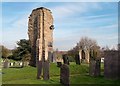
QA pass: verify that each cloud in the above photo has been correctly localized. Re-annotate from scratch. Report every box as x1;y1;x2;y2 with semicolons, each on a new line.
2;14;29;49
53;23;118;50
51;3;118;50
2;2;118;51
51;2;101;21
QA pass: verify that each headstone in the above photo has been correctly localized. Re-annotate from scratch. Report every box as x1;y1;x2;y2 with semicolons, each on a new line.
60;64;69;86
89;58;101;77
104;51;119;79
118;50;120;78
62;54;69;65
48;52;53;62
43;61;49;80
57;62;62;67
37;61;43;79
52;52;56;63
23;62;29;67
75;54;80;65
3;59;9;68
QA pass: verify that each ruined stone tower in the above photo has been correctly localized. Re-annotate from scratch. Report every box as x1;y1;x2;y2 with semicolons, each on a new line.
28;7;54;80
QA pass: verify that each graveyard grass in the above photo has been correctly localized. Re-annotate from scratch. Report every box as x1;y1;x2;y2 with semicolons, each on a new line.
2;62;120;84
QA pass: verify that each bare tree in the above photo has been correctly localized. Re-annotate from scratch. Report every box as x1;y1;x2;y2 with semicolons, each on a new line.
78;36;98;50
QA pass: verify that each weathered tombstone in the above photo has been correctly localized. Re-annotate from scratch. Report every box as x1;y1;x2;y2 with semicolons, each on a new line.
57;62;62;67
52;52;56;63
43;61;49;80
60;64;69;86
104;51;119;79
75;54;80;65
89;58;101;77
37;61;43;79
48;52;53;62
89;49;101;77
3;59;9;68
62;54;69;65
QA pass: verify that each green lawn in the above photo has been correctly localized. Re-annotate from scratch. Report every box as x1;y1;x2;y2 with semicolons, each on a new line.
2;62;120;84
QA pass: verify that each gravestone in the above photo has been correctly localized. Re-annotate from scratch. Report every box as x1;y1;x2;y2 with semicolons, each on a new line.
43;61;49;80
89;58;101;77
37;61;43;79
89;49;101;77
104;51;119;79
52;52;56;63
62;54;69;65
48;52;53;62
75;54;80;65
57;62;62;67
60;64;69;86
3;59;9;68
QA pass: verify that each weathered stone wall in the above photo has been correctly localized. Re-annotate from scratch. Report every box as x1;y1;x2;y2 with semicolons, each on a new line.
28;7;54;66
104;51;120;79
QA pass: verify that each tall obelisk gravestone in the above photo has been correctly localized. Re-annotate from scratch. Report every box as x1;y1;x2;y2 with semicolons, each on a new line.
28;7;54;80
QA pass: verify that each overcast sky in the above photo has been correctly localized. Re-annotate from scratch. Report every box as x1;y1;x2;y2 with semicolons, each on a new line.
1;1;118;50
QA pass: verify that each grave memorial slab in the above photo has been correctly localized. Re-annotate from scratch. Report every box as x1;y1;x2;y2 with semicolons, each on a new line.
75;54;80;65
62;54;69;65
60;64;69;86
104;51;120;79
3;60;9;68
89;49;101;77
57;62;62;67
89;58;101;77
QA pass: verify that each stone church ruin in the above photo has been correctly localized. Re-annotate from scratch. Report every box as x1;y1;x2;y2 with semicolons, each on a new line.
28;7;54;80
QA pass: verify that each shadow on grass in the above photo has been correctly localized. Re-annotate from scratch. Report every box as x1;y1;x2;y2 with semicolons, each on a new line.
9;66;23;68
